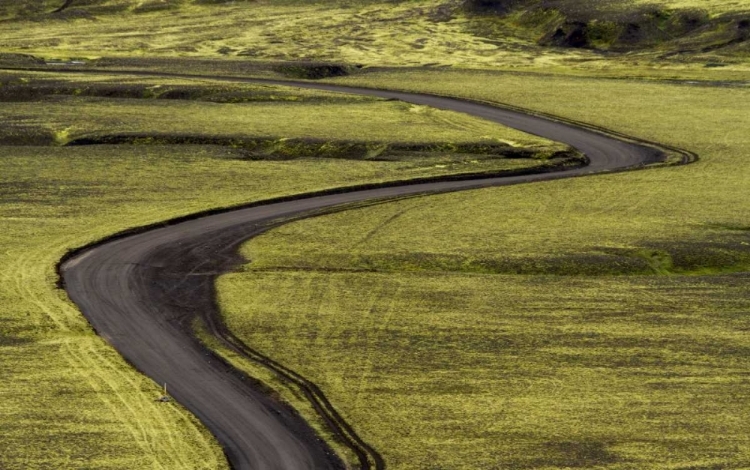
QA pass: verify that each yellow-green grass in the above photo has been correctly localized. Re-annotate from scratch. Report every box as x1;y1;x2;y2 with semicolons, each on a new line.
0;150;532;469
219;272;750;469
0;74;556;468
216;71;750;468
299;68;750;273
1;0;748;77
0;0;574;65
0;0;568;65
0;85;544;146
0;71;560;162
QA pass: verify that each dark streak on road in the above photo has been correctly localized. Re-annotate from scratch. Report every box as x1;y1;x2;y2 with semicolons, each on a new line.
53;69;687;470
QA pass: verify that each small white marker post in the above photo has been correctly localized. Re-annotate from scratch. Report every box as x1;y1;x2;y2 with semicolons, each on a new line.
157;383;171;402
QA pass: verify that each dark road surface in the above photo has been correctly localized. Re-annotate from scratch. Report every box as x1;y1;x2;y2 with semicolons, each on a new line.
59;73;671;470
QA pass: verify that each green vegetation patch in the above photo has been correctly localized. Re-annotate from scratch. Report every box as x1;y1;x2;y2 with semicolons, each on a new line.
219;270;750;469
216;69;750;469
0;71;567;172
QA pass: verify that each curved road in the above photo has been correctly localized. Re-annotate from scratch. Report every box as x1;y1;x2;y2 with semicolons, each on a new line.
59;73;673;470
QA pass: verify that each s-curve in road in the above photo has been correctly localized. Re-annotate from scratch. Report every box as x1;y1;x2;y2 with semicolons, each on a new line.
59;74;680;470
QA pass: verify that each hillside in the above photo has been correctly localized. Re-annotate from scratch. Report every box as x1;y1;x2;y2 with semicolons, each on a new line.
0;0;748;74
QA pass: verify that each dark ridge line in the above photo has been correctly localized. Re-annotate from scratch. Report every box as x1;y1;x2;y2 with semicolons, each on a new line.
61;133;578;162
46;67;698;470
6;63;750;90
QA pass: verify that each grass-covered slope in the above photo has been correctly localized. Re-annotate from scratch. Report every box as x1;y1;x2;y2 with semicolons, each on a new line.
0;0;748;73
466;0;750;54
0;71;557;469
216;70;750;469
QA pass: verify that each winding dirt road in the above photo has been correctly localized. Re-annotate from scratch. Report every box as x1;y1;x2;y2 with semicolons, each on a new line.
56;71;681;469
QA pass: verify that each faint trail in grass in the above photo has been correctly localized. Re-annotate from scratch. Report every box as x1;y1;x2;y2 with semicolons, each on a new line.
358;206;418;246
84;339;191;469
51;0;74;14
62;338;167;470
352;281;402;413
4;236;222;468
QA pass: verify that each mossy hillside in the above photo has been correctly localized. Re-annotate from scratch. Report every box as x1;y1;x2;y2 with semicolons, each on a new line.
0;72;556;469
217;70;750;469
465;0;750;53
1;0;748;74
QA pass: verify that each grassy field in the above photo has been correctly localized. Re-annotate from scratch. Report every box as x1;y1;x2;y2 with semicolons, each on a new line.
0;72;556;469
216;70;750;468
0;0;748;468
1;70;565;170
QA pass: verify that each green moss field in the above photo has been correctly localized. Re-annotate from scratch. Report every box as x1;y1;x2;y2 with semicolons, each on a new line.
0;0;749;468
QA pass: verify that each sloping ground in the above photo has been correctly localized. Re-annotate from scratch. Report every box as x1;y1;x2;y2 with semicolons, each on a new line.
464;0;750;55
216;70;750;469
0;0;748;72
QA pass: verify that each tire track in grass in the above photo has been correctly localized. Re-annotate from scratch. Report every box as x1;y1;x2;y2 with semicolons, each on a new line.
9;240;221;468
200;300;387;470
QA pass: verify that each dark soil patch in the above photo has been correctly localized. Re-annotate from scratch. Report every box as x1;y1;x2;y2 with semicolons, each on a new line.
361;236;750;276
0;333;32;347
546;21;590;48
539;7;710;50
463;0;528;15
0;124;56;146
650;239;750;274
597;239;750;276
51;0;74;14
0;80;363;104
0;83;147;101
273;62;354;80
67;57;367;82
48;7;95;20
